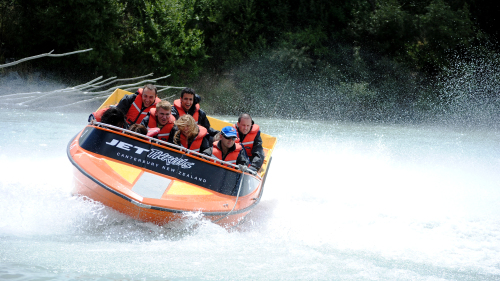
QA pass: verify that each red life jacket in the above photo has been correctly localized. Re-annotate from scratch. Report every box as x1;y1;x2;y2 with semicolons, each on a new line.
179;125;207;152
173;99;200;123
234;124;260;157
92;107;108;122
126;88;161;125
147;108;176;142
212;141;244;167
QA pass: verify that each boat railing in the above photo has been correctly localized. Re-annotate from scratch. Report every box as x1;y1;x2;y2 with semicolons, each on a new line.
89;120;252;174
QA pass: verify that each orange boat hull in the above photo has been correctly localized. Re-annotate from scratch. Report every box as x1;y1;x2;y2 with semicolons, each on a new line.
68;126;264;228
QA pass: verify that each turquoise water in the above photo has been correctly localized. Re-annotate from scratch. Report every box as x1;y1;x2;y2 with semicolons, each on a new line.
1;77;500;280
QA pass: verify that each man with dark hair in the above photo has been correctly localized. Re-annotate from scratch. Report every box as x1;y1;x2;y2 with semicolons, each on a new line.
101;107;126;128
171;87;218;138
233;113;265;172
115;84;161;126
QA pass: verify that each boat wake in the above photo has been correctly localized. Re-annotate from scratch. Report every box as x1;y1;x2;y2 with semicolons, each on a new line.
1;122;500;279
1;76;500;279
0;155;231;240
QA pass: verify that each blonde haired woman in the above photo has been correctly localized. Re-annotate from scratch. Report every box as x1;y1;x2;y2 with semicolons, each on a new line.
168;114;210;153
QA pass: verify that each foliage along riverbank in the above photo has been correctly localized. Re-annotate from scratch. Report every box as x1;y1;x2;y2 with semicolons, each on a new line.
1;0;499;125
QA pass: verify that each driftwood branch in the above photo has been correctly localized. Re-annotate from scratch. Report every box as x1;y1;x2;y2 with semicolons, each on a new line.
82;74;173;95
4;74;183;107
0;48;93;68
53;94;176;109
1;49;185;109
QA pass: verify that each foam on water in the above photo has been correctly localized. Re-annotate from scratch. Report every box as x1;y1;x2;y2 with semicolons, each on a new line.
1;112;499;280
1;75;499;280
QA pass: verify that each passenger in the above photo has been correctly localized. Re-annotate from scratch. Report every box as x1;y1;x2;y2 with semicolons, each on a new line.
140;100;175;142
127;124;148;135
168;115;210;153
100;107;126;128
126;124;149;140
204;126;249;169
115;84;161;126
88;106;109;123
233;113;265;173
171;87;219;138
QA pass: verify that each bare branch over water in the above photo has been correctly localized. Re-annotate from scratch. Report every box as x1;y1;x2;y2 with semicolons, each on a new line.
0;49;93;68
1;74;183;109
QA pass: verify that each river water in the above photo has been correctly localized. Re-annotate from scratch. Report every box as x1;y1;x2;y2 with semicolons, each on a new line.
0;73;499;280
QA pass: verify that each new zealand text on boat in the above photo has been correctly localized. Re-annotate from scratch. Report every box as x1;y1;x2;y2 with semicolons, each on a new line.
67;89;276;227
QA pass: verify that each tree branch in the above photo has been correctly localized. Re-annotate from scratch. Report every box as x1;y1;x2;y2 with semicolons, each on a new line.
0;48;93;68
5;74;182;108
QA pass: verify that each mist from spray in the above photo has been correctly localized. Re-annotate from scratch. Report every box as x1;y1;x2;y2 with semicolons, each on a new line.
202;46;500;128
432;50;500;126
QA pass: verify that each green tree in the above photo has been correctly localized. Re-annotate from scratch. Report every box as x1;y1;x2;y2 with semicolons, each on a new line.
7;0;123;75
1;0;207;79
350;0;479;72
117;0;207;79
408;0;478;72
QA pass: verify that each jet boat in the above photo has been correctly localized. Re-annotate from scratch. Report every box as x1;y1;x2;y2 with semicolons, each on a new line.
67;89;276;227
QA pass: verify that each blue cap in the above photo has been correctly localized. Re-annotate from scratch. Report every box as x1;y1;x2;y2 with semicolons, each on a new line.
221;126;237;139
